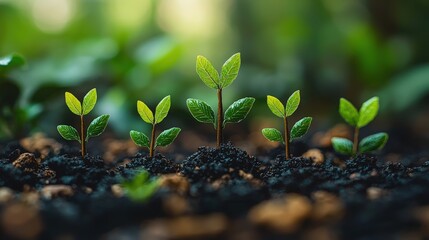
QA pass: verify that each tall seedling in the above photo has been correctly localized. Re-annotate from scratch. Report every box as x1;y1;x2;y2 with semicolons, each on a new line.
187;53;255;148
262;91;312;160
57;88;110;157
331;97;388;156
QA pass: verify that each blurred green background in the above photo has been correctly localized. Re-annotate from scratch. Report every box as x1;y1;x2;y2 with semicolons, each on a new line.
1;0;429;144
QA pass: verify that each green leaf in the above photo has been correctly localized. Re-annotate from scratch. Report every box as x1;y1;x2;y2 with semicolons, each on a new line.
65;92;82;115
339;98;359;126
86;114;109;140
0;54;25;73
290;117;312;141
285;90;300;117
267;95;285;118
359;132;388;153
130;130;150;148
262;128;283;143
224;97;255;125
137;100;154;124
82;88;97;115
331;137;354;155
220;53;241;88
196;55;220;89
155;127;181;147
186;98;215;124
121;171;159;202
57;125;81;142
357;97;379;128
155;95;171;124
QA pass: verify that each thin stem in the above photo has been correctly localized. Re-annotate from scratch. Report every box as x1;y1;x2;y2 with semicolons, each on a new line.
80;115;86;157
216;88;223;148
284;116;290;160
353;126;359;155
149;123;156;158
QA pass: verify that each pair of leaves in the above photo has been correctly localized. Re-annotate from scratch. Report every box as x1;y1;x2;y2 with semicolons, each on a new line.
57;114;110;142
65;88;97;116
339;97;379;128
196;53;241;89
130;127;181;149
262;117;312;143
137;96;171;124
121;170;159;202
186;97;255;128
267;90;300;118
331;132;388;155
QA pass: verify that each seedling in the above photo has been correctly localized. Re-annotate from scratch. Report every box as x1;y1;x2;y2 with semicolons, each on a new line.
121;170;159;202
57;88;110;157
262;91;312;160
187;53;255;148
130;96;181;158
331;97;388;156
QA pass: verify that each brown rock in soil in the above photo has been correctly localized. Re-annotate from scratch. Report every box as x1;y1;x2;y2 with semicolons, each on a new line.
103;139;138;163
20;133;61;159
303;149;325;164
111;184;124;198
1;203;43;239
158;174;190;195
312;124;351;147
43;169;56;178
41;185;74;199
248;194;312;233
367;187;387;200
0;188;14;203
311;191;344;222
163;194;190;216
13;153;39;173
141;214;228;239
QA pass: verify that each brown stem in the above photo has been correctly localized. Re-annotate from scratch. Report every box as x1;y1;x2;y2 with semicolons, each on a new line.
80;115;86;157
216;89;223;148
353;126;359;155
284;116;290;160
149;123;156;158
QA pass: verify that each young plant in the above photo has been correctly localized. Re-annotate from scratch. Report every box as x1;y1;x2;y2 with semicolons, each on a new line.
262;91;312;160
186;53;255;148
130;96;181;158
57;88;110;157
121;170;159;202
331;96;388;156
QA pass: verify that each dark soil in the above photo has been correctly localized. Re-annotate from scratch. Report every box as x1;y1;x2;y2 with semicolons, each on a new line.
1;140;429;239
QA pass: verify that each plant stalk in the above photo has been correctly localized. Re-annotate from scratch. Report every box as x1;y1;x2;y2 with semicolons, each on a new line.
80;115;86;157
283;116;290;160
149;123;156;157
216;88;223;148
353;126;359;155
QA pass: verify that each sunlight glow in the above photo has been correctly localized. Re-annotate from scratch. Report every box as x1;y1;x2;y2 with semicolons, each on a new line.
31;0;74;33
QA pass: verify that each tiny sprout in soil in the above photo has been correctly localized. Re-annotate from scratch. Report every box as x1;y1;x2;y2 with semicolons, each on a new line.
121;170;159;202
262;91;312;160
187;53;255;148
331;96;388;156
130;95;181;158
57;88;110;157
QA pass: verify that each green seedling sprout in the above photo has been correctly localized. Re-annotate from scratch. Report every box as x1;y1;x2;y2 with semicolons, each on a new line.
186;53;255;148
130;96;181;158
262;91;312;160
57;88;110;157
121;170;159;202
331;96;388;156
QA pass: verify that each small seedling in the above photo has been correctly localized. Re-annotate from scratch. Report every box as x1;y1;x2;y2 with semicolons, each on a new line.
121;170;159;202
331;96;388;156
57;88;110;157
130;96;181;158
262;91;312;160
187;53;255;148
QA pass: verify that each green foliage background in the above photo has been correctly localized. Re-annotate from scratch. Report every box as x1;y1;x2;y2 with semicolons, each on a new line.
1;0;428;139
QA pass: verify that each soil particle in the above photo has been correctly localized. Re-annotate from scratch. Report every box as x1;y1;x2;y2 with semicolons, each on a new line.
1;202;43;239
303;149;325;164
13;152;39;173
111;184;124;197
311;191;344;222
124;153;177;175
158;174;189;195
248;194;312;233
41;185;74;199
0;187;14;203
366;187;388;200
141;213;228;239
